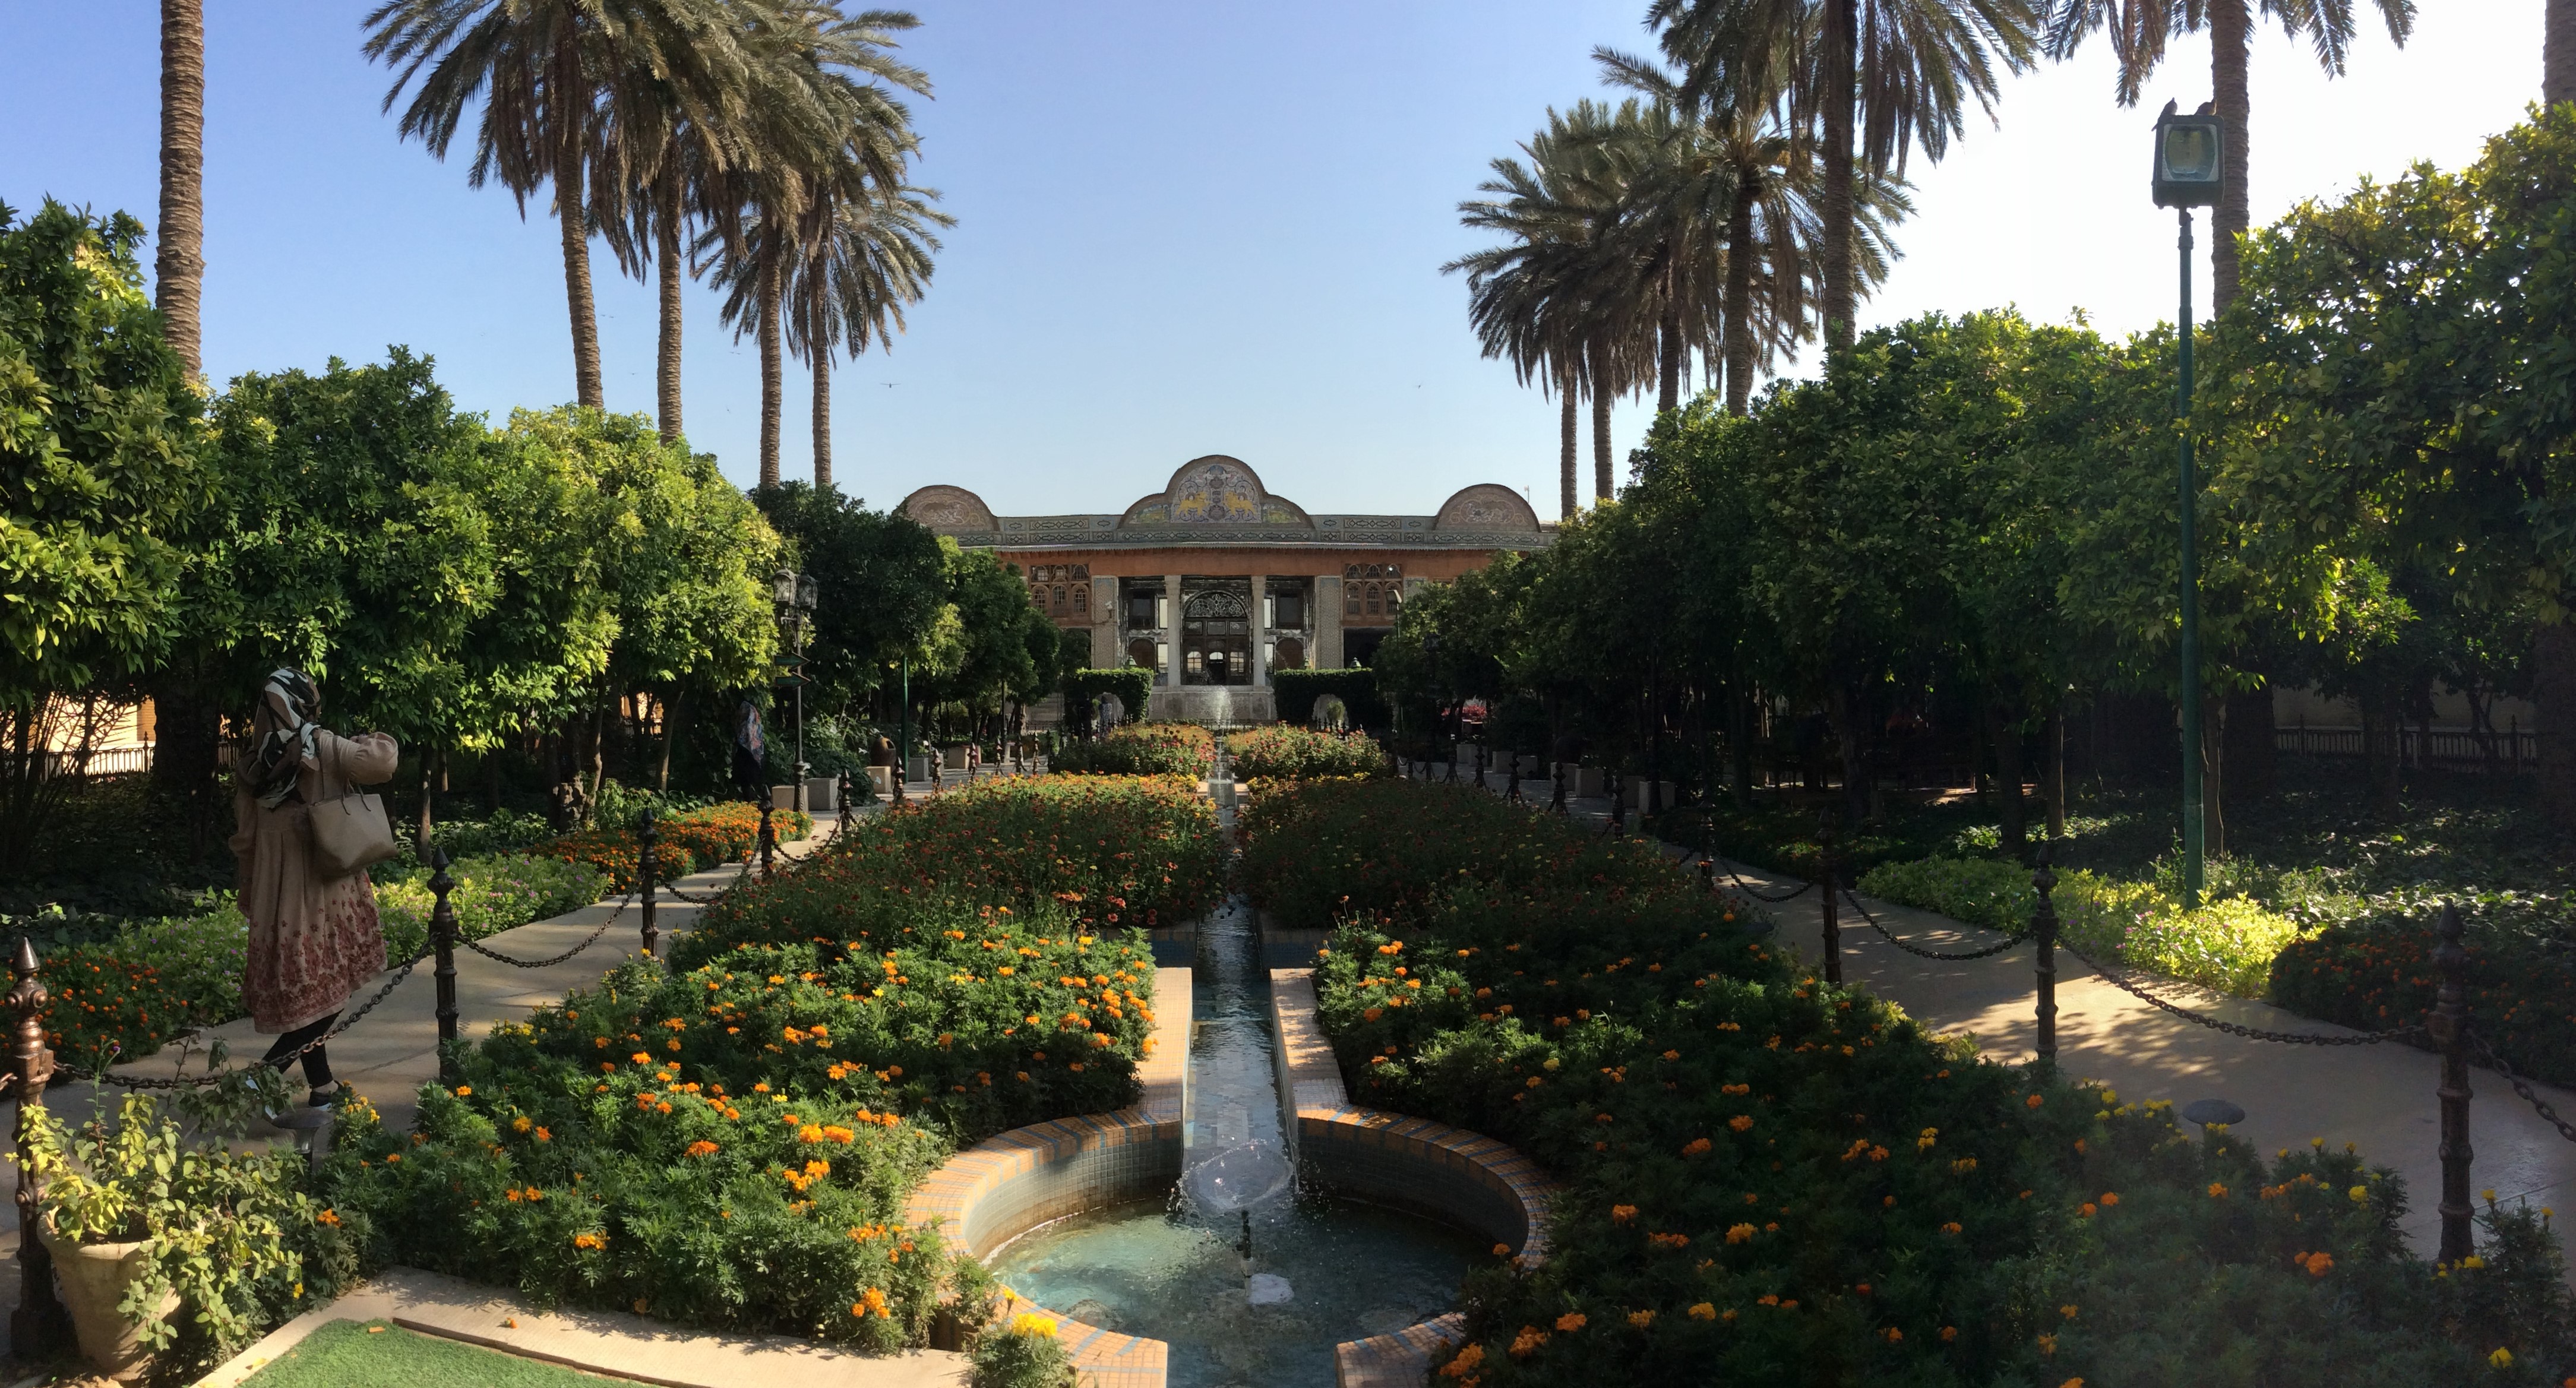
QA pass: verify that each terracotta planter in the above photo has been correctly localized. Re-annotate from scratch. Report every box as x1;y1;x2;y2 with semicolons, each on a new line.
36;1215;178;1381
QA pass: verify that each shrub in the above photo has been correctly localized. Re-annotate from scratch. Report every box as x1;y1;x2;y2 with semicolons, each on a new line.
1060;669;1153;725
539;804;811;893
1224;726;1389;780
43;905;248;1074
1048;722;1213;779
971;1311;1079;1387
1269;668;1389;730
2272;924;2576;1087
375;853;609;962
1272;777;2575;1386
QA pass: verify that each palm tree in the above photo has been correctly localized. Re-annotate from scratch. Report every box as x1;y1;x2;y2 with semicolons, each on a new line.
364;0;748;410
1651;0;2035;356
2040;0;2413;311
157;0;206;377
2556;0;2576;108
788;170;948;487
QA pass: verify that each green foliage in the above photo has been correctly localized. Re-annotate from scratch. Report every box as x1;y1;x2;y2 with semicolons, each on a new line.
971;1311;1080;1387
752;484;950;719
1264;778;2574;1384
1851;856;2034;934
27;1088;361;1371
1269;667;1388;730
0;200;205;706
1223;726;1389;780
1060;668;1153;723
1048;722;1213;779
374;852;609;963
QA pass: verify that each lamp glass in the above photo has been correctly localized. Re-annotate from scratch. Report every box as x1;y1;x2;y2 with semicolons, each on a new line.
797;574;820;611
773;570;797;606
2161;125;2218;183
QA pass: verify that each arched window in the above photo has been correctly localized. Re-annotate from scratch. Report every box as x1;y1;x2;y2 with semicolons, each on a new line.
1029;584;1048;610
1052;585;1069;615
1073;584;1089;615
1345;581;1361;618
1364;583;1382;616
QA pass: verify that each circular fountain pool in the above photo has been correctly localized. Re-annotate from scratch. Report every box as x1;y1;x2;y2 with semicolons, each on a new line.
990;1194;1488;1387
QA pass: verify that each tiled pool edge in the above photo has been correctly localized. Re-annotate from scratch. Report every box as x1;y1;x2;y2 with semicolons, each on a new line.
903;965;1192;1388
1268;968;1562;1388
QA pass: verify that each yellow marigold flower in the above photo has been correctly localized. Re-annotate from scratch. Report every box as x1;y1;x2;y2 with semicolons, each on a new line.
2461;1255;2487;1269
1687;1303;1717;1321
2488;1348;2514;1368
2349;1185;2369;1203
512;1115;532;1134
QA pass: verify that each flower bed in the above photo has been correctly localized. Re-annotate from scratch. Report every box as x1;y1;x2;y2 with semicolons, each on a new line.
1249;777;2576;1386
375;853;609;963
1047;721;1215;778
316;773;1225;1352
2271;925;2576;1087
539;803;811;893
1223;725;1390;781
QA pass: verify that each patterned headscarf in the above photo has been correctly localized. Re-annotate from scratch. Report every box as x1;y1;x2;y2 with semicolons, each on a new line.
735;698;766;761
245;668;321;808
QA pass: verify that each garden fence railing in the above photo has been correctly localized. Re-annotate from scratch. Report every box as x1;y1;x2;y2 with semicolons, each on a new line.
0;799;797;1357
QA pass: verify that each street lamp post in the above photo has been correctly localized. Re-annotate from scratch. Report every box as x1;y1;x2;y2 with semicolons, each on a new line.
775;570;818;812
2154;100;2224;908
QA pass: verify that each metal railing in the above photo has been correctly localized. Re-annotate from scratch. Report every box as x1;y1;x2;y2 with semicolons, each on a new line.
2278;723;2540;774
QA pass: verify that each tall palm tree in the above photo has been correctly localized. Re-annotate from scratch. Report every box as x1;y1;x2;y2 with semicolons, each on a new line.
2040;0;2413;311
364;0;746;410
788;170;948;487
157;0;206;377
1651;0;2035;356
2555;0;2576;108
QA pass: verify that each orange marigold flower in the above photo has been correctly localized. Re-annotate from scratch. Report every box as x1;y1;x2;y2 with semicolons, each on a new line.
1687;1303;1717;1321
2207;1183;2229;1199
2026;1094;2044;1108
1611;1204;1638;1224
1726;1223;1757;1244
1682;1137;1712;1156
1728;1115;1753;1132
1628;1310;1655;1328
1555;1313;1586;1333
573;1232;607;1250
685;1140;719;1158
1509;1326;1548;1358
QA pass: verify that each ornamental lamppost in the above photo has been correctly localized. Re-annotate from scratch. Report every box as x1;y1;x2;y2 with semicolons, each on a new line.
2153;99;2224;906
773;568;818;811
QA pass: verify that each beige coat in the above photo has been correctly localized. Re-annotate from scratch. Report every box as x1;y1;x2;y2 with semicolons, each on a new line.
229;730;400;1034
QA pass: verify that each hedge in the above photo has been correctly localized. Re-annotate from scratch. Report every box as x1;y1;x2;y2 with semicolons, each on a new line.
1271;668;1387;731
1061;668;1154;723
1243;778;2576;1386
1223;726;1390;781
1047;722;1215;779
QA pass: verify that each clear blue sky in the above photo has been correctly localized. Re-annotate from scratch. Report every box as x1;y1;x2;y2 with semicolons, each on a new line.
0;2;2541;523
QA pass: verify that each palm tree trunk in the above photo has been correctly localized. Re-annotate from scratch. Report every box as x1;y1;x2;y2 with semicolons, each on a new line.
812;344;832;489
554;37;603;411
758;258;782;488
2210;0;2251;314
1820;0;1858;355
156;0;204;377
2552;0;2576;107
1589;349;1613;503
1558;374;1578;520
656;175;684;444
1722;179;1758;416
1657;266;1681;413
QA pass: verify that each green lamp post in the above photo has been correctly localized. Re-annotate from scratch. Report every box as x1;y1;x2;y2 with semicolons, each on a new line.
2153;99;2224;906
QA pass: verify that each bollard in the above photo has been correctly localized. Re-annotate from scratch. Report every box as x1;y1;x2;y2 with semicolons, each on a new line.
638;807;659;960
10;936;68;1355
2031;842;2059;1063
758;794;777;880
2430;902;2474;1265
838;769;855;818
431;848;460;1082
1817;818;1841;985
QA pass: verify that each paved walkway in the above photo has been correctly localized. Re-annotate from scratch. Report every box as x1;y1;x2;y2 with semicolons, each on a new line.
1426;763;2576;1259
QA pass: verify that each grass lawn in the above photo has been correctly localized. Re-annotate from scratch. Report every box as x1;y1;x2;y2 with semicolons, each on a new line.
237;1320;643;1388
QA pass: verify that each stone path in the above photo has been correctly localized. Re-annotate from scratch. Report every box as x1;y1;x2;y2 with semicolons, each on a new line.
1430;763;2576;1259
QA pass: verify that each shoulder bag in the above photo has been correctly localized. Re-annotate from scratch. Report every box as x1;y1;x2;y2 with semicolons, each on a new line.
309;734;400;878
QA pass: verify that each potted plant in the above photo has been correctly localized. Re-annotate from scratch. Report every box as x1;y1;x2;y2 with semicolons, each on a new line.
24;1084;315;1380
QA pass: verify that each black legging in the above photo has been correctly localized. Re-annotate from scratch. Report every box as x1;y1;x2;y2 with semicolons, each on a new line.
262;1012;339;1089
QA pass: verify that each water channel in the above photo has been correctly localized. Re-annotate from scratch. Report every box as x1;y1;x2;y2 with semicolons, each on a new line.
989;761;1483;1386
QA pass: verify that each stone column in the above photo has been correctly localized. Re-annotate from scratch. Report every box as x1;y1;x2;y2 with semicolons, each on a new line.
1249;574;1268;687
1317;574;1345;669
1163;573;1184;687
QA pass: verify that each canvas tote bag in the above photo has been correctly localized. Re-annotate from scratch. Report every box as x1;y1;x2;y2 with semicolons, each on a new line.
308;735;399;878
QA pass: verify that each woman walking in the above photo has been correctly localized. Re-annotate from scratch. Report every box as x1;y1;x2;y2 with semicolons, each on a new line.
229;669;399;1118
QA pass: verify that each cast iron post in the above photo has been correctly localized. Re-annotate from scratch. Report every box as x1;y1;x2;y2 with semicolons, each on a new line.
431;848;459;1080
2032;842;2059;1063
2177;207;2206;905
10;936;67;1355
637;807;659;960
1817;817;1841;985
2432;902;2474;1265
758;793;777;880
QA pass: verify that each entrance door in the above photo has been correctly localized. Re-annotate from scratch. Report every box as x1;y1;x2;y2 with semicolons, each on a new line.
1181;588;1252;686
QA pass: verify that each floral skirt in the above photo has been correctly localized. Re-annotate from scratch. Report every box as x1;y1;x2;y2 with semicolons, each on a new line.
245;872;388;1035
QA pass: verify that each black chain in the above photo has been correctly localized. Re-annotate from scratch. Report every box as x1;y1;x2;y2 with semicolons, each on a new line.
460;888;635;969
656;858;754;906
1702;855;1818;904
2058;941;2426;1046
1838;885;2030;961
65;943;436;1090
2466;1029;2576;1145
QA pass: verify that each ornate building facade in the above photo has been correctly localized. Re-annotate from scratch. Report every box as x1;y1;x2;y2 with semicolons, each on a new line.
900;456;1550;723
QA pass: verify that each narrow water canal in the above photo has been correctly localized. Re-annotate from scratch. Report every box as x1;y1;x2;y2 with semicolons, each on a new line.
990;760;1481;1386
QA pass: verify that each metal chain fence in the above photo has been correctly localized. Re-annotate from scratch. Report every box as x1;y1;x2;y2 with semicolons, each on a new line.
61;942;438;1090
459;888;637;969
2055;939;2426;1047
1838;886;2029;962
2467;1029;2576;1145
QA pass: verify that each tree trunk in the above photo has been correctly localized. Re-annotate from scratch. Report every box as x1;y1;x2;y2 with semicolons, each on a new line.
156;0;204;377
417;747;437;855
2201;693;2227;858
656;175;685;443
2209;0;2251;315
1589;342;1613;502
1722;177;1758;415
659;686;683;792
1730;684;1753;808
2536;620;2576;829
2551;0;2576;108
1558;375;1578;520
1820;0;1858;355
1657;271;1681;413
2046;701;2066;840
758;258;783;488
554;39;603;412
1990;701;2025;859
1833;683;1866;827
811;344;832;489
